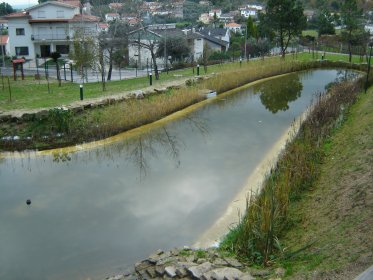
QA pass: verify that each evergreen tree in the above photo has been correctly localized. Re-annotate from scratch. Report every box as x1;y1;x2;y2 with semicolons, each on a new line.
261;0;306;58
341;0;363;62
0;2;14;16
317;8;335;35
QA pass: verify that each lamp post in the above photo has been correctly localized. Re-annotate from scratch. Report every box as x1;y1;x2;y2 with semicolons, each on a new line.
365;41;373;93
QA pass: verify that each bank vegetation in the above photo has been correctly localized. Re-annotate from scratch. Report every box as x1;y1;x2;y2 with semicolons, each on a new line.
220;61;372;277
0;59;368;151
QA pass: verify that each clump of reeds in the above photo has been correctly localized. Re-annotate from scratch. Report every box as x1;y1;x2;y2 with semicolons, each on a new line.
220;74;365;265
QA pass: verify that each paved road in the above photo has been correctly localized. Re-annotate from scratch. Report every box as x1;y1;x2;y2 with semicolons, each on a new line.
0;65;149;84
355;265;373;280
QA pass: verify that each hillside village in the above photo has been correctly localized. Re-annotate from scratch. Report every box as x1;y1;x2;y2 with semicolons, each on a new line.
0;0;372;78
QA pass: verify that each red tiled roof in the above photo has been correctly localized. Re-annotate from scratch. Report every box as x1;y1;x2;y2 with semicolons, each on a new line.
4;12;30;18
99;23;109;28
109;3;123;9
57;0;81;8
70;14;100;22
225;23;241;27
0;35;8;45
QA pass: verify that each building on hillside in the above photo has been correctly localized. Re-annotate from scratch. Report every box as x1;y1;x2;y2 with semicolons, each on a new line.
239;4;263;18
209;8;222;18
199;13;210;24
4;1;100;61
240;8;258;18
197;27;230;45
98;22;109;32
365;24;373;35
219;13;234;23
225;22;241;33
128;25;229;69
109;3;123;10
171;1;184;18
304;10;315;21
126;17;141;26
82;2;92;15
105;13;120;22
0;35;9;57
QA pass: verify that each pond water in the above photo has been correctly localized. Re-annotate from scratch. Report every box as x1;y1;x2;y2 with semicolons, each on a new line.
0;70;355;280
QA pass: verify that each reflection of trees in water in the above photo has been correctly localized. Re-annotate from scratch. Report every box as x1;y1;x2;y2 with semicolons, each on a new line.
325;70;360;90
126;115;209;178
49;114;209;179
254;73;303;113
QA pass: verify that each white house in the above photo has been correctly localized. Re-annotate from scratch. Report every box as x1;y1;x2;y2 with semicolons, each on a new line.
5;1;100;61
240;8;258;18
199;13;210;24
128;26;216;68
225;22;241;34
209;9;222;18
105;13;120;22
365;24;373;34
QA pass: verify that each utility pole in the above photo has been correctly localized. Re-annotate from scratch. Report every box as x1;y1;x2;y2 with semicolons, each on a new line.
164;24;167;74
0;25;5;73
244;24;247;60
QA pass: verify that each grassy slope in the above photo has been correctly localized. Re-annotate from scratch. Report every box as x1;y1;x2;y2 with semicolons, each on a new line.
280;88;373;279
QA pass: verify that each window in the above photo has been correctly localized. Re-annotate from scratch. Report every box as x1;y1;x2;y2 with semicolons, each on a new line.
57;10;64;18
38;10;46;18
15;47;29;56
16;28;25;36
56;45;69;54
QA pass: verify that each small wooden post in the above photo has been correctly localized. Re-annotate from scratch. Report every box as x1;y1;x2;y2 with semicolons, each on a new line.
7;76;11;101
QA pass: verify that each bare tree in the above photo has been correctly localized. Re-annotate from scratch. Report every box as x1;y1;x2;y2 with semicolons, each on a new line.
129;26;160;80
99;21;130;81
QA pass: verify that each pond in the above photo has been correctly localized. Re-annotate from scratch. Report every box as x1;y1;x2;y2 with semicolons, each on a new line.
0;69;356;280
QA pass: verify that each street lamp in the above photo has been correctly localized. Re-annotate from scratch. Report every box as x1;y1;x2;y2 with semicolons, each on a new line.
365;41;373;93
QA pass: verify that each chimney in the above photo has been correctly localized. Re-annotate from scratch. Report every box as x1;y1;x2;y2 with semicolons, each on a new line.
192;27;195;33
208;31;211;36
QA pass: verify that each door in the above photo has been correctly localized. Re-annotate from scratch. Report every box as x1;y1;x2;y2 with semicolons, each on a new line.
40;45;50;58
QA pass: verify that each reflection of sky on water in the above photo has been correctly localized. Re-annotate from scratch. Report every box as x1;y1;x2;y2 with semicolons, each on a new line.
0;70;357;280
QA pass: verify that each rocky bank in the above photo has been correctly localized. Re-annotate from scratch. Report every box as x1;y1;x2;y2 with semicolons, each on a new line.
105;248;286;280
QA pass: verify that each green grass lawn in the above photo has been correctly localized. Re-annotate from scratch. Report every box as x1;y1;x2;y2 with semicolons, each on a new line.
0;53;367;112
302;29;318;38
0;59;269;111
296;52;366;64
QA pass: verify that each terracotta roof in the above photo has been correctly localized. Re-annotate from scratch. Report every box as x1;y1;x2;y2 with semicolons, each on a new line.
70;14;100;22
225;23;241;27
109;3;123;9
0;35;8;45
98;23;109;28
57;0;82;8
4;12;30;19
106;13;119;17
26;1;78;11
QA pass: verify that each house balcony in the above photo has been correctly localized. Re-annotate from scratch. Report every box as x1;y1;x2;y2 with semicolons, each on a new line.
31;34;71;42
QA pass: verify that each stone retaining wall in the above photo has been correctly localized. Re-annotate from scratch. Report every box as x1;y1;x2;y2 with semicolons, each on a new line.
105;247;285;280
0;76;213;124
